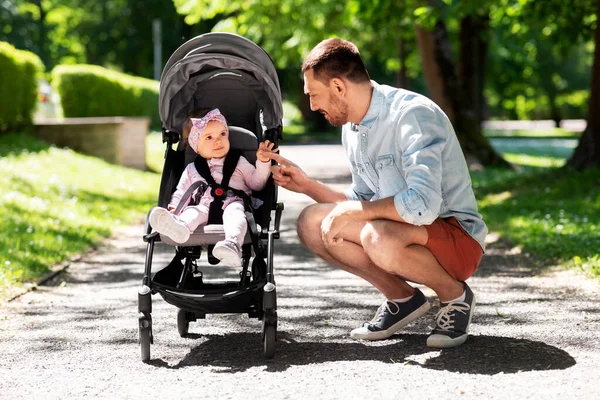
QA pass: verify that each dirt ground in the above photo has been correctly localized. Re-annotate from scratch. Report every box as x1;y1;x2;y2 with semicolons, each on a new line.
1;144;599;400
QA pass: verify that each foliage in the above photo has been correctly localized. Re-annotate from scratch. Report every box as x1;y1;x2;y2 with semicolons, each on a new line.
0;41;44;132
0;0;216;77
172;0;597;123
51;64;161;129
0;132;160;293
485;0;596;121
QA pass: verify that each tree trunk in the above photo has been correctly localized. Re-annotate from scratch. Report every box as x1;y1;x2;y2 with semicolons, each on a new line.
416;15;508;167
566;0;600;170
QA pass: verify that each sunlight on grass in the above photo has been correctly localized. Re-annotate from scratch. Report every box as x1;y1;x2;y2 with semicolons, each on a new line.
503;153;566;168
0;133;160;293
480;191;513;207
146;131;165;173
472;167;600;277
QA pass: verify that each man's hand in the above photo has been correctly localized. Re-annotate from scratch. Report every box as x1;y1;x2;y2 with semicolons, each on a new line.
321;201;362;247
256;140;279;162
269;153;311;194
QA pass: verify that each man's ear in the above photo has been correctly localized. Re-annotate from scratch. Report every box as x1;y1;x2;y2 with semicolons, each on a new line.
331;78;346;97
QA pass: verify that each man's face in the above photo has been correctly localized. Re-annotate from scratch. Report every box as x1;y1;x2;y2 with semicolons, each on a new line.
304;69;349;127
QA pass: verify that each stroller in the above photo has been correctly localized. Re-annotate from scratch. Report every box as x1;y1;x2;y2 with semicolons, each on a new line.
138;33;284;362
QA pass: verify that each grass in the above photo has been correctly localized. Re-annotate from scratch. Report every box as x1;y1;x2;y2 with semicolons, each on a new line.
472;166;600;277
147;131;165;173
0;132;160;299
483;127;581;138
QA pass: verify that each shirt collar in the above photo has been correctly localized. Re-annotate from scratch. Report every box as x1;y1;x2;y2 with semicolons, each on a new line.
356;81;383;130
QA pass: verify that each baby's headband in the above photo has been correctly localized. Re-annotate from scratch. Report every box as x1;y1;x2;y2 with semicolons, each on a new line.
188;108;228;152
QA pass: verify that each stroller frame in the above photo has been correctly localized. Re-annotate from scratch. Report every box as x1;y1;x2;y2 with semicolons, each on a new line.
137;33;284;362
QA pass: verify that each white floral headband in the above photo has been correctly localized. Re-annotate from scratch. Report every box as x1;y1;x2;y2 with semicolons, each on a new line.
188;108;229;153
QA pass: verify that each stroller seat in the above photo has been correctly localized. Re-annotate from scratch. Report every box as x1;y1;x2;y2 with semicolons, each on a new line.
159;224;254;247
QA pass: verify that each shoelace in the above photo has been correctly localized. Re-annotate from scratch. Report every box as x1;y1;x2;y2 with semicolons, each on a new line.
369;300;401;325
434;301;470;331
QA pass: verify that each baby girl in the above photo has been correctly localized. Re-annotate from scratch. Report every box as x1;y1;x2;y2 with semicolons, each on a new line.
149;108;278;267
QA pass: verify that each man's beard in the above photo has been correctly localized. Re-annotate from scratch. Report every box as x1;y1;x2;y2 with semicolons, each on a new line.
324;96;349;127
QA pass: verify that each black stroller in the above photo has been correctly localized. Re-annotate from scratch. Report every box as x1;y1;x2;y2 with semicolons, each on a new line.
138;33;284;361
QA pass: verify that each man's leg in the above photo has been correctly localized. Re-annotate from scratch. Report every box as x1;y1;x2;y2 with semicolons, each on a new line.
297;204;463;302
297;203;474;344
296;203;414;299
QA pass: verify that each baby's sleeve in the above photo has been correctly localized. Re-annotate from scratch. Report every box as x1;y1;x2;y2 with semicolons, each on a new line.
239;157;271;191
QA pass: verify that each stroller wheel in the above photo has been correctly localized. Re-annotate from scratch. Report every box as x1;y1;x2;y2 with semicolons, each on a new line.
177;308;190;337
262;319;276;359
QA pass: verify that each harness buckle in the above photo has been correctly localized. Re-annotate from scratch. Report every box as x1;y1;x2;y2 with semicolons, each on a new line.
212;186;225;198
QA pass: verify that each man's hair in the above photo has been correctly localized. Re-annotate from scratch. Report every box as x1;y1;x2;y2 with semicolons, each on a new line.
301;38;370;84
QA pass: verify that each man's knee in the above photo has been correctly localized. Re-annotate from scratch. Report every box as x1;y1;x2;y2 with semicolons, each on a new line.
297;204;329;249
360;220;412;254
360;221;386;252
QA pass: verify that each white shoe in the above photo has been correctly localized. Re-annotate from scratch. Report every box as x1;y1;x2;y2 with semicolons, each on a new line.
212;239;242;267
149;207;190;243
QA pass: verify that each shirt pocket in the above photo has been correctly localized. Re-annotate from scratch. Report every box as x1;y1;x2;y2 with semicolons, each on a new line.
375;154;406;197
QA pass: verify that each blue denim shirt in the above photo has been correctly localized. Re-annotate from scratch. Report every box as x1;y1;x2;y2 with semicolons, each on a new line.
342;81;488;251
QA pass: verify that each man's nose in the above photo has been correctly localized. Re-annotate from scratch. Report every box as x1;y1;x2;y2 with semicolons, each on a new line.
309;99;317;111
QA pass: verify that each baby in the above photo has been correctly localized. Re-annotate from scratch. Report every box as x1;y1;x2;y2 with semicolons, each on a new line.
149;108;278;267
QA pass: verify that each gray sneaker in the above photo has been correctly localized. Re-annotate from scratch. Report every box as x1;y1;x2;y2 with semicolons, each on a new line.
427;282;476;348
350;288;431;340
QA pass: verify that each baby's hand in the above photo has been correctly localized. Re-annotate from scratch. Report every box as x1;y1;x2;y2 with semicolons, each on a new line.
256;140;279;162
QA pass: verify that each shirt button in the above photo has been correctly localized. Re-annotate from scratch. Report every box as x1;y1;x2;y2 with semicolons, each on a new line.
362;133;366;137
365;162;370;166
377;163;382;168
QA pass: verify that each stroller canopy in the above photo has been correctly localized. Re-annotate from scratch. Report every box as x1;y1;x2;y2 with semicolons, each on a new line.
159;33;283;136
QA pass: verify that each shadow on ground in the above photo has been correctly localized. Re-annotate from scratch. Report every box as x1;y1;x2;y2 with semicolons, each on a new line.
148;332;575;375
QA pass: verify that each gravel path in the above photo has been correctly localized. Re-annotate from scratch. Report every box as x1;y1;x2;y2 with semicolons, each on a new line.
1;144;599;399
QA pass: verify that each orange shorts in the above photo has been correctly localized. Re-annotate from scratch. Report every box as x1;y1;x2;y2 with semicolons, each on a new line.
424;217;483;281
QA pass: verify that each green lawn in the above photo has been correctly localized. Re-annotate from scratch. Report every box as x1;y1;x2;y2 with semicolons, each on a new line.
472;165;600;277
0;132;160;299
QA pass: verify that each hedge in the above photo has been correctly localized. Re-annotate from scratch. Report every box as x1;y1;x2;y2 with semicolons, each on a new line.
0;41;44;132
51;65;160;130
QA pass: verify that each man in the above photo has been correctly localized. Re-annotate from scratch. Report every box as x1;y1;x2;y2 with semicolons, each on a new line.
270;38;487;348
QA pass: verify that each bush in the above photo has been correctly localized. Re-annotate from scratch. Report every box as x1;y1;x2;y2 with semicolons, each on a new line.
51;65;160;130
0;41;44;132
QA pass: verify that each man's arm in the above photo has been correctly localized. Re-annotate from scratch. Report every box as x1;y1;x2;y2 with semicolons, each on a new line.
269;153;347;203
302;178;347;203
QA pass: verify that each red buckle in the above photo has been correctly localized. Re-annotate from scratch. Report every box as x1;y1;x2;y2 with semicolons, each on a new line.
215;187;224;197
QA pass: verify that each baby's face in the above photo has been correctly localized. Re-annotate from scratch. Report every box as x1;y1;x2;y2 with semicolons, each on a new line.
197;120;230;159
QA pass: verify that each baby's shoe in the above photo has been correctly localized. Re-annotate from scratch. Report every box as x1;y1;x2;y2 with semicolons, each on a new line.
149;207;190;243
212;239;242;267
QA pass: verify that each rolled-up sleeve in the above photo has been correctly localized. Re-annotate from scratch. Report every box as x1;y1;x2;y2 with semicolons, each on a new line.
392;106;445;225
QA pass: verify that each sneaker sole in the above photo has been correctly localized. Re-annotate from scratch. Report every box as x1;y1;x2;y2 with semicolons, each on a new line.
149;208;190;244
350;301;431;341
426;293;477;348
212;245;242;267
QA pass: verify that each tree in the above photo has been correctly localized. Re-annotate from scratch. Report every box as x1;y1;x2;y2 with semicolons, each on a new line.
567;0;600;169
514;0;599;169
173;0;511;166
414;0;507;166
